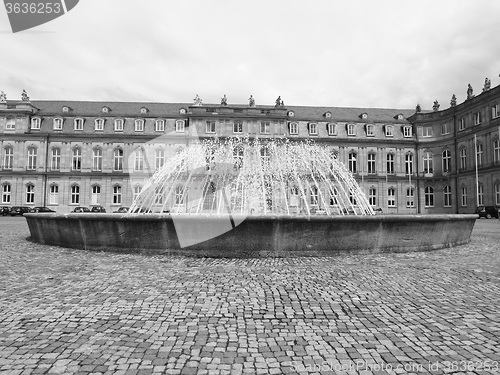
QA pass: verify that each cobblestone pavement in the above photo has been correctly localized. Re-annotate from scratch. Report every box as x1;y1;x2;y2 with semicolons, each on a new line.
1;217;500;375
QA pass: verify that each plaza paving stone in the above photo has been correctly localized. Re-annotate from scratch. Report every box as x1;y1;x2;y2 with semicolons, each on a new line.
0;217;500;375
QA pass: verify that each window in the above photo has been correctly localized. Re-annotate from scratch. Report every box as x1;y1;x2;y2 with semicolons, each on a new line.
495;183;500;205
175;186;185;205
422;126;432;137
347;124;356;136
403;126;412;138
460;148;467;170
53;118;63;130
27;147;37;170
424;186;434;207
49;185;59;205
26;184;35;204
62;106;69;113
494;139;500;164
441;123;450;135
492;104;500;119
72;147;82;170
155;148;165;170
329;188;338;206
134;149;144;171
458;118;465;131
444;185;452;207
442;150;451;173
155;120;165;132
95;119;104;131
2;184;11;204
367;153;376;174
386;153;395;174
113;185;122;204
309;123;318;135
113;149;123;171
348;152;357;173
387;187;396;207
6;118;15;130
289;122;298;135
260;121;270;134
206;121;216;133
133;186;142;201
233;147;244;169
174;120;184;133
92;148;103;171
368;187;376;206
74;118;84;130
461;187;467;207
233;121;243;134
114;119;124;131
327;123;336;136
423;152;433;174
405;153;413;175
91;185;101;205
3;146;13;169
71;185;80;204
385;125;394;137
135;119;144;132
406;187;414;208
478;184;484;205
310;186;318;206
31;117;41;130
473;111;482;125
349;191;357;205
260;147;270;166
51;148;61;171
476;143;483;166
366;124;374;136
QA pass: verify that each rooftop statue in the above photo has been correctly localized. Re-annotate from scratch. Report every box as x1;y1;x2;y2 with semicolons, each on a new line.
466;84;474;100
248;95;255;107
193;94;203;106
432;100;440;111
0;91;6;103
275;96;284;107
21;89;30;102
482;77;491;92
450;94;457;107
221;94;227;106
415;104;421;113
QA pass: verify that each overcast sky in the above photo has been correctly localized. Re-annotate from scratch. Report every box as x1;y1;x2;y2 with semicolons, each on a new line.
1;0;500;110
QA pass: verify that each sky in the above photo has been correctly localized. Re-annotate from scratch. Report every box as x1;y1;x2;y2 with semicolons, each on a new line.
1;0;500;110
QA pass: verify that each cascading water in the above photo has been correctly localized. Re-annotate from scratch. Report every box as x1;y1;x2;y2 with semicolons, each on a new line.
128;138;374;216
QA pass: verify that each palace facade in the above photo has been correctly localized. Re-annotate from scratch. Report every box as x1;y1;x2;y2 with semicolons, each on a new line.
1;85;499;214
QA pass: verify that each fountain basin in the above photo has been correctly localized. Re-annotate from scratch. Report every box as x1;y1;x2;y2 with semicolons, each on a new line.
25;213;477;257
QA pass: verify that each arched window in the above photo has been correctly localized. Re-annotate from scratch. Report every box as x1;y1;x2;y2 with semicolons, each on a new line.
26;183;35;204
155;148;165;171
72;147;82;170
423;151;433;174
459;148;467;170
175;120;185;133
3;146;14;170
443;185;452;207
27;146;37;170
442;150;451;173
386;153;395;174
424;186;434;207
476;143;483;166
95;118;104;131
74;118;84;130
31;117;41;130
2;183;11;204
310;186;319;205
348;151;357;173
51;148;61;171
260;147;270;166
289;122;298;135
134;148;145;171
367;153;376;174
113;148;123;171
135;119;144;132
92;147;103;171
71;184;80;204
175;185;185;205
405;153;413;175
233;146;244;169
53;117;63;130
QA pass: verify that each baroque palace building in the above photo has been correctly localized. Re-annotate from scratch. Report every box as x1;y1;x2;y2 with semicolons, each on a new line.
0;85;499;214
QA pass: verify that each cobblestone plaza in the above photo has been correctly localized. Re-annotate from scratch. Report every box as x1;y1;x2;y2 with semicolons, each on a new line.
1;217;500;375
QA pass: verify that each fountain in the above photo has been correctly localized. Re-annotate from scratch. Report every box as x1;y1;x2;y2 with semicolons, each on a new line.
25;138;477;257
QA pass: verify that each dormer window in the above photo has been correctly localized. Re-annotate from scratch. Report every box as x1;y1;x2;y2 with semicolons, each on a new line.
308;123;318;135
289;122;298;135
74;118;84;131
53;117;63;130
31;117;41;130
324;111;332;119
140;107;148;114
95;118;104;131
403;125;412;137
155;120;165;132
114;119;124;131
366;124;374;136
385;125;394;137
288;110;295;117
327;123;336;136
360;113;368;120
175;120;185;133
179;108;187;115
397;114;404;120
135;119;144;132
62;106;69;113
102;106;110;113
347;123;356;136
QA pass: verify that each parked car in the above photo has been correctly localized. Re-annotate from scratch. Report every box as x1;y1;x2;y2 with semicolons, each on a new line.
1;206;11;216
71;206;91;213
31;207;56;213
113;207;129;213
91;205;106;213
10;206;33;216
475;205;500;219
